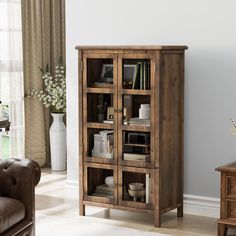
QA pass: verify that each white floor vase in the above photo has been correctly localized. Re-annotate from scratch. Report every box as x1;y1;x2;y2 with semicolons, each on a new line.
50;113;66;171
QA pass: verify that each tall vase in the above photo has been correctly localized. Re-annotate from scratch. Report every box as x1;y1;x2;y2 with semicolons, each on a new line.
50;113;66;171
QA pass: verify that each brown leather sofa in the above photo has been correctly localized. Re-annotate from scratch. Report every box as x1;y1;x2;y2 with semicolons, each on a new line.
0;158;41;236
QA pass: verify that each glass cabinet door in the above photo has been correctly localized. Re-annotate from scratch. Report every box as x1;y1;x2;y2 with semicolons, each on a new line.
82;54;118;164
117;54;155;168
118;166;154;209
84;163;117;205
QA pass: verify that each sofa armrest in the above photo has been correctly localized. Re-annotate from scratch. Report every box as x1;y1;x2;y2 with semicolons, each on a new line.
0;158;41;219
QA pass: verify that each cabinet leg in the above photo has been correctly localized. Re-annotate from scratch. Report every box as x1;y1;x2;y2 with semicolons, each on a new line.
177;205;183;217
79;204;85;216
154;210;161;227
218;223;227;236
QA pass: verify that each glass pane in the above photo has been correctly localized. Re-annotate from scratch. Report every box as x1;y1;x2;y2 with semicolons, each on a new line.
122;171;151;204
122;131;150;163
0;32;10;60
122;95;150;126
9;101;24;127
0;2;21;30
87;58;113;87
0;3;9;29
0;32;22;61
9;128;24;158
1;134;10;159
87;93;113;123
87;128;113;160
122;59;151;90
87;167;114;199
10;2;21;30
0;72;23;100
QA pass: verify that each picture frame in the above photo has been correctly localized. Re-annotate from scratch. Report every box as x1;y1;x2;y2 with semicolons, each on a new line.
101;64;113;82
123;64;137;82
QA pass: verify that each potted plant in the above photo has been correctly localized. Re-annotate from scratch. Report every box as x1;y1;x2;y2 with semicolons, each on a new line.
26;59;66;171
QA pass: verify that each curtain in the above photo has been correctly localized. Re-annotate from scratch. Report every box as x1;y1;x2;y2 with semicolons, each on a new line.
21;0;65;166
0;0;24;159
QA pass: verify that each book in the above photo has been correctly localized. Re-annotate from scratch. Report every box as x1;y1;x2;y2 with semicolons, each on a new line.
147;62;150;89
103;120;113;124
129;117;150;126
143;62;146;90
146;174;150;204
92;193;113;198
95;184;114;194
132;63;140;89
123;153;150;161
140;62;143;89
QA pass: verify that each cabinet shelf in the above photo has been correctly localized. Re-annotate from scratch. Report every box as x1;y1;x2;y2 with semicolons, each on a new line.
124;143;150;147
86;87;114;94
84;156;115;164
122;125;150;132
86;122;113;129
122;89;151;96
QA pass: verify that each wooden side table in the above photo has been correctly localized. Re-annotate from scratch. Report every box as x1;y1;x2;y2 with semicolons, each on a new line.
216;162;236;236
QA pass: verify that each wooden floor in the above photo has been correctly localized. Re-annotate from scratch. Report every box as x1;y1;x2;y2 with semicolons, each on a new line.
35;169;236;236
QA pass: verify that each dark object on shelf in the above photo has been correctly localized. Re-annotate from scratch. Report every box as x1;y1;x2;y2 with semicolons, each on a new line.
0;158;41;235
127;132;150;145
123;144;150;154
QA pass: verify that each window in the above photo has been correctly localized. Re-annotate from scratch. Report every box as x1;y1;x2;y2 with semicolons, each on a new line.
0;0;24;159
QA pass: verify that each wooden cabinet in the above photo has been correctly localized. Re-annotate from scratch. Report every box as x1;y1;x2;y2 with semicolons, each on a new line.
216;162;236;235
76;45;188;227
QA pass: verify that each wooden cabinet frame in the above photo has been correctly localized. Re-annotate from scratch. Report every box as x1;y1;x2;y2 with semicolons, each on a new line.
84;162;118;205
118;166;154;210
77;45;187;227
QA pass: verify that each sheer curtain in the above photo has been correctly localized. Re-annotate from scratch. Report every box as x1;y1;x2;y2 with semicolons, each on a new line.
0;0;24;158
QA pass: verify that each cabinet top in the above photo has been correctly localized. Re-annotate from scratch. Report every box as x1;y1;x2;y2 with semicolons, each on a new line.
216;162;236;172
75;45;188;50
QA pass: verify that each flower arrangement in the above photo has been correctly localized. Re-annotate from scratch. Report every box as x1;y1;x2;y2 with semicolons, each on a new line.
231;118;236;135
27;59;66;113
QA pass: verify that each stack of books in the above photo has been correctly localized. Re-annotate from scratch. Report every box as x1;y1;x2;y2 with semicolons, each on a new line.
129;117;150;126
132;61;150;90
123;153;150;162
92;184;114;198
92;130;113;159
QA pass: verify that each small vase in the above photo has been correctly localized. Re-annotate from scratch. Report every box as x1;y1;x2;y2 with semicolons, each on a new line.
98;113;104;123
49;113;66;171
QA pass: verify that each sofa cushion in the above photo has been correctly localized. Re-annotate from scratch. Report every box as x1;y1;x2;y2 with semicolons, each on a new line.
0;197;25;234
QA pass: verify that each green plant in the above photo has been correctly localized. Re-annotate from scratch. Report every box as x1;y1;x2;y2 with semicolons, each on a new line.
26;59;66;113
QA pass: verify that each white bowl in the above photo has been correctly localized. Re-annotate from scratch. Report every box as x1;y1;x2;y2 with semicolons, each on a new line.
129;183;144;191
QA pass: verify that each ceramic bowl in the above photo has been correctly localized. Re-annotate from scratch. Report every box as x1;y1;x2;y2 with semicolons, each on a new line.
129;183;144;191
128;189;145;198
105;176;114;188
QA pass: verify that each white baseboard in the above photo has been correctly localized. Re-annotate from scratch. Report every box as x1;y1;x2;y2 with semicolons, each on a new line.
183;194;220;218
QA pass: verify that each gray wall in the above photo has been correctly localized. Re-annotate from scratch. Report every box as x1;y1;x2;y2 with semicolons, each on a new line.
66;0;236;198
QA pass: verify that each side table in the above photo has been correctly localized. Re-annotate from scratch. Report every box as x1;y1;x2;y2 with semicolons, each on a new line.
216;162;236;236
